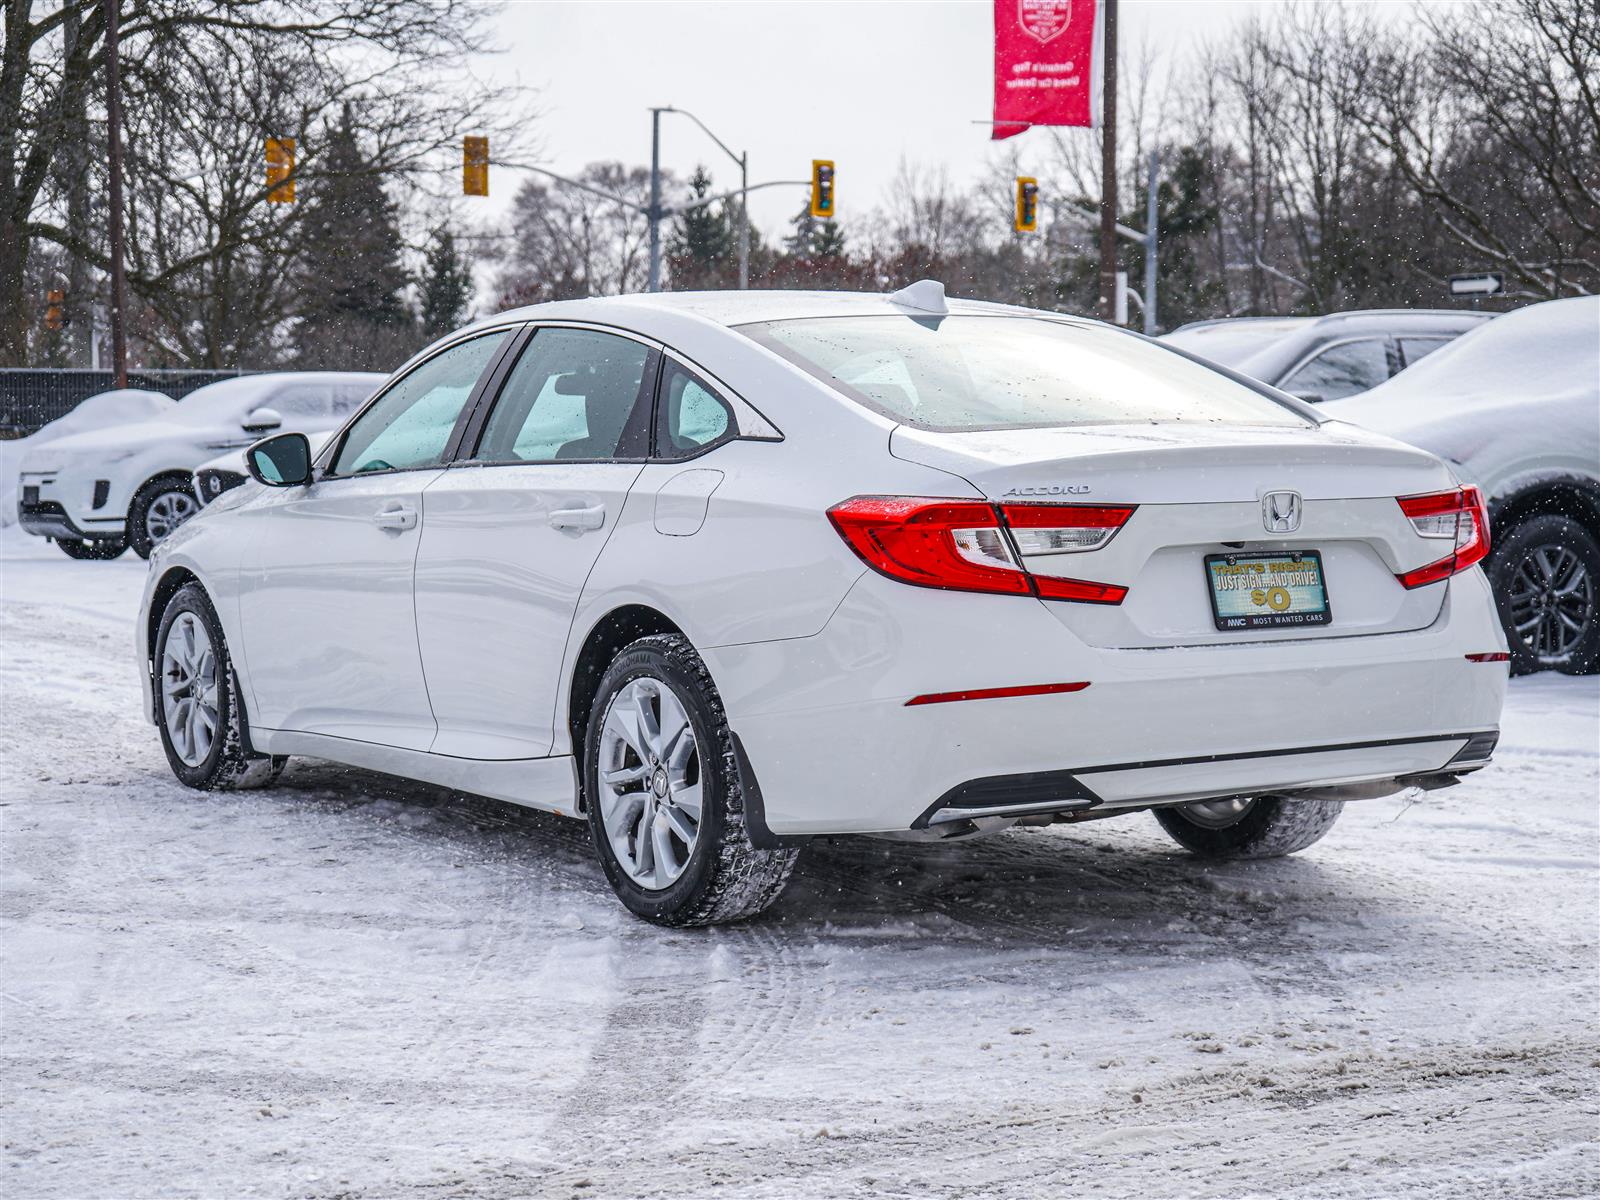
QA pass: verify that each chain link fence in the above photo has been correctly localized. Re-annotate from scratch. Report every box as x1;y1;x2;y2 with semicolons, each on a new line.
0;369;257;438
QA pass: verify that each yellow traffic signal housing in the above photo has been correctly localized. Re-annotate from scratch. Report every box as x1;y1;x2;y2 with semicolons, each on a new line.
266;137;295;203
810;159;835;219
1015;177;1039;232
463;136;489;197
44;289;64;331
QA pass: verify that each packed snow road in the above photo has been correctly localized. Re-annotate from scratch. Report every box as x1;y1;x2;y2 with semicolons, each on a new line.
2;528;1596;1199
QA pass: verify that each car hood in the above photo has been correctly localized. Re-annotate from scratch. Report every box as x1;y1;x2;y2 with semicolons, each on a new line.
18;420;192;472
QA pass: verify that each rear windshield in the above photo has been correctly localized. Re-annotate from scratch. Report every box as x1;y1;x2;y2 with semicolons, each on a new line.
741;315;1312;432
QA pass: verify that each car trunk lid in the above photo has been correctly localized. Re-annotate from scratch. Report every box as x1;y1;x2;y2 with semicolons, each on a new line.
890;422;1460;648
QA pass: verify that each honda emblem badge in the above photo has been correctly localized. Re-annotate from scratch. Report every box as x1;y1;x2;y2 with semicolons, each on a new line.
1262;490;1303;534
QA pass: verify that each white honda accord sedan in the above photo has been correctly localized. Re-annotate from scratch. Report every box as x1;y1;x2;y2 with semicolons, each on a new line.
136;284;1509;924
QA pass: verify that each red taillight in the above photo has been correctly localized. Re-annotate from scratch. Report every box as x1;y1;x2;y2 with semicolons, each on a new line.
827;496;1130;603
1465;652;1510;663
1395;486;1490;589
827;496;1032;596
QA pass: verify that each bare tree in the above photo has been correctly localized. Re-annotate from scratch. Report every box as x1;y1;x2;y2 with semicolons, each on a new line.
3;0;520;365
496;163;663;305
1354;0;1599;298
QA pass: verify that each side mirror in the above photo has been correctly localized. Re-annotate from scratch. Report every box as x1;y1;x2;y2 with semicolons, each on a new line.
242;406;283;433
246;432;312;487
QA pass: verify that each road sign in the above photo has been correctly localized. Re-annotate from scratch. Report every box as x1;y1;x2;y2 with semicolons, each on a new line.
1449;273;1505;297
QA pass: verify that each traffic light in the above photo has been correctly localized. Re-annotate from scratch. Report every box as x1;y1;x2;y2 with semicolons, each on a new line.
810;159;835;219
266;137;295;203
463;135;489;197
44;289;64;331
1014;177;1039;233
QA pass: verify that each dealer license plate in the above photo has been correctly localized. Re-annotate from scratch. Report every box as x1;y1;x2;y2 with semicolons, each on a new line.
1205;551;1332;631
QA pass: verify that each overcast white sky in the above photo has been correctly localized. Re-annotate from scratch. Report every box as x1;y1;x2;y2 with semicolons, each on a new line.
479;0;1422;243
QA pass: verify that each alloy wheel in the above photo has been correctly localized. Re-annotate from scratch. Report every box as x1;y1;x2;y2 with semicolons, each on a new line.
1507;543;1593;665
161;612;220;767
1177;797;1256;829
145;490;198;543
597;677;703;890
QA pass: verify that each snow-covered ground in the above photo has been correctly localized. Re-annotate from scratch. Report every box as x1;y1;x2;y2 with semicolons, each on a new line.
2;525;1596;1199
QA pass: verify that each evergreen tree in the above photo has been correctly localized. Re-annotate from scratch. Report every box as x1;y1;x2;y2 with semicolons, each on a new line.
295;104;414;369
784;202;845;260
419;227;473;340
667;166;735;289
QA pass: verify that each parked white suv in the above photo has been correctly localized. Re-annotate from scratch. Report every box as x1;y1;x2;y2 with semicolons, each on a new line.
17;372;383;558
136;286;1508;925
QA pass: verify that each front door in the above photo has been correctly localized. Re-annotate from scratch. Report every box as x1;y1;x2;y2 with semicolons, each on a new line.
236;329;513;749
414;326;657;759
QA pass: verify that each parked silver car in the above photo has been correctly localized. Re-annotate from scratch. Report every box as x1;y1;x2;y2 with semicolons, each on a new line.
1164;310;1493;402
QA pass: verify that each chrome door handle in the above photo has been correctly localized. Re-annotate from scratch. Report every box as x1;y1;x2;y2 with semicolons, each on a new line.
373;504;417;531
549;504;606;532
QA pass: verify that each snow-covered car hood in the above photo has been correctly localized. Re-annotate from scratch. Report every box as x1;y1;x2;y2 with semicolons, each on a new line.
1320;297;1599;500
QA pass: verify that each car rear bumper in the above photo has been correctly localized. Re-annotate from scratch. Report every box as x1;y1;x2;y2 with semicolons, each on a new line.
704;568;1509;836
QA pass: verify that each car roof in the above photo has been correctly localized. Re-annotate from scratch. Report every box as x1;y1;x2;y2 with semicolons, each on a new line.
484;289;1077;331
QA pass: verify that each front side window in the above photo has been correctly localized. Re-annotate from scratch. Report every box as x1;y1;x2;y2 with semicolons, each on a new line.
475;328;653;464
1279;338;1391;402
656;361;733;459
741;316;1311;431
332;331;509;475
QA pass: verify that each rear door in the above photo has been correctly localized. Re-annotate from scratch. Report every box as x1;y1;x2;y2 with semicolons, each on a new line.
413;325;657;759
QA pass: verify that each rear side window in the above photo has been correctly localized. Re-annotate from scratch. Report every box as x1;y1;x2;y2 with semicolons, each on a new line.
656;361;734;459
475;328;653;463
333;331;508;475
1398;336;1451;368
1279;338;1391;401
741;316;1310;431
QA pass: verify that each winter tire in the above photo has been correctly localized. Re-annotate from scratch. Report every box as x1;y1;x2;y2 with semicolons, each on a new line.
55;535;127;560
129;478;200;559
584;633;800;926
1154;796;1343;859
1488;514;1599;676
155;583;286;790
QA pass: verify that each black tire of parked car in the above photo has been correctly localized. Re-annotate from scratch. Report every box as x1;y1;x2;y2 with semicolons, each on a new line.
1488;514;1600;676
154;583;287;790
1154;797;1344;859
55;535;127;560
128;477;200;559
584;634;801;926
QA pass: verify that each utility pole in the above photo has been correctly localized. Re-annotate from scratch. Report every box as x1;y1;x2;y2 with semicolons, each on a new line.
738;150;749;290
103;0;129;388
647;108;663;293
1097;0;1119;323
1143;150;1158;335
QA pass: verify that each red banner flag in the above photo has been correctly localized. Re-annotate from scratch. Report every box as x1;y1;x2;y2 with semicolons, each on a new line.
993;0;1102;139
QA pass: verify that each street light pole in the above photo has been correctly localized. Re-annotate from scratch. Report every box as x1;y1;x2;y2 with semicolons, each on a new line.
647;106;750;293
739;150;749;290
647;107;663;293
103;0;129;387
